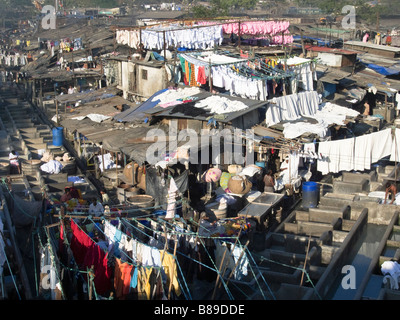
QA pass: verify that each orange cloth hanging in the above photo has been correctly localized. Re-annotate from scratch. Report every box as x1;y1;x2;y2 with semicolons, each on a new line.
114;258;134;299
189;63;199;87
184;60;190;84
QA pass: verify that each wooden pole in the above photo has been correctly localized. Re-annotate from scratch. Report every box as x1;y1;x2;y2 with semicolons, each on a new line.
238;21;241;50
101;146;105;173
300;234;312;286
115;151;119;187
167;235;178;299
55;99;59;125
163;30;166;64
209;58;212;92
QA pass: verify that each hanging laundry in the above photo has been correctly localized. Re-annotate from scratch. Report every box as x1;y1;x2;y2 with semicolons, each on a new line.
265;91;321;127
279;57;316;92
160;249;181;297
138;24;223;50
198;20;293;45
390;128;400;162
166;177;179;219
114;258;134;299
70;220;112;295
317;128;393;174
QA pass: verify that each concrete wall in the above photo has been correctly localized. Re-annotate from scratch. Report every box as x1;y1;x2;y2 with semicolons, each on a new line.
317;52;343;67
305;208;369;300
319;194;398;225
136;64;166;98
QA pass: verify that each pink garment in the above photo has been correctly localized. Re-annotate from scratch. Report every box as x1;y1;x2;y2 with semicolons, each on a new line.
363;33;369;43
159;100;184;108
198;20;290;36
204;168;222;182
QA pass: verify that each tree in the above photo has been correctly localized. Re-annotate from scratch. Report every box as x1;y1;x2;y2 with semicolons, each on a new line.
191;0;258;17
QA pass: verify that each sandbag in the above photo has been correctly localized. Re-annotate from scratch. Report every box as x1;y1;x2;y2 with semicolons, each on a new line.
219;172;232;190
227;176;252;195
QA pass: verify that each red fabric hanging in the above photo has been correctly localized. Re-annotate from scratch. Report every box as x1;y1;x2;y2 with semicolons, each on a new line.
70;220;93;266
70;220;112;295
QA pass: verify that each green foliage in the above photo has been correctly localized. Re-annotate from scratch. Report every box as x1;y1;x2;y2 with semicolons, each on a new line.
192;0;258;17
293;0;345;14
43;0;119;8
192;5;219;18
354;0;390;24
294;0;393;23
0;0;32;7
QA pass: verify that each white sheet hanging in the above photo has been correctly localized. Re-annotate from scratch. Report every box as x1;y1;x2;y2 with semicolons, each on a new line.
265;91;320;127
317;138;355;175
279;57;316;92
318;128;393;174
140;25;224;50
390;128;400;162
370;128;393;163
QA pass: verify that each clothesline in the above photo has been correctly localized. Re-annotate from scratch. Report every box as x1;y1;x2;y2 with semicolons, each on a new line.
56;213;249;299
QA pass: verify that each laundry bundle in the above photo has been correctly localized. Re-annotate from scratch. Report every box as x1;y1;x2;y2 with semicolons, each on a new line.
203;167;222;183
227;175;252;195
195;96;249;114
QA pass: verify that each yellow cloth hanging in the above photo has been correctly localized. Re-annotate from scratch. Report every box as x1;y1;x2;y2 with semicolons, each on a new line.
137;267;153;300
160;250;181;297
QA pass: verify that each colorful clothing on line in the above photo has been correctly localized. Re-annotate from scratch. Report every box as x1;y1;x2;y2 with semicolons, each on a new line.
114;258;134;299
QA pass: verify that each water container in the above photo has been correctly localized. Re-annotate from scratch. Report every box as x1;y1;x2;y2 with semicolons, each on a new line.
302;181;319;208
52;127;64;146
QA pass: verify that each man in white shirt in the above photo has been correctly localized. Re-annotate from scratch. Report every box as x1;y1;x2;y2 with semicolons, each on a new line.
88;198;104;217
67;85;76;94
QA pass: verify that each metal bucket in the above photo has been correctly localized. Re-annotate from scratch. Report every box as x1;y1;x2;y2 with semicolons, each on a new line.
127;195;155;210
117;183;132;203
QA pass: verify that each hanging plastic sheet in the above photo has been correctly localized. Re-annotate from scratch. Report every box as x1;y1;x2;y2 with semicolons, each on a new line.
145;167;188;207
12;194;43;227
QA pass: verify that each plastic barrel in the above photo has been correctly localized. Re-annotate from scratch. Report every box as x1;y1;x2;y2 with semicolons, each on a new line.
302;181;319;208
52;127;63;146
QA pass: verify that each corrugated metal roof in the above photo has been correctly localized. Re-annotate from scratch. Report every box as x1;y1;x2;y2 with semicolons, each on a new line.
344;40;400;53
146;90;267;123
306;45;358;55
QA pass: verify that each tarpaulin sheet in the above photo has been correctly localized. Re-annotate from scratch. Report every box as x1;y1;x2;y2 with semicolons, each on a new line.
145;167;188;207
113;88;168;122
363;62;400;76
